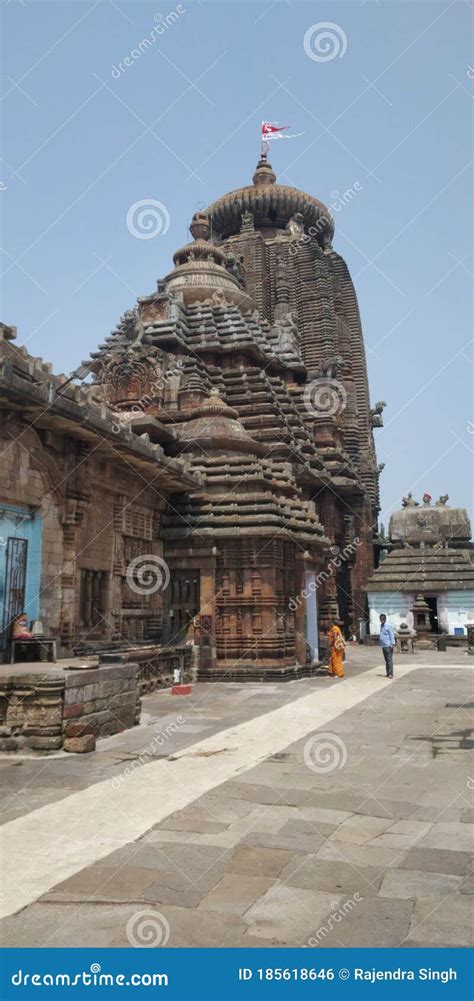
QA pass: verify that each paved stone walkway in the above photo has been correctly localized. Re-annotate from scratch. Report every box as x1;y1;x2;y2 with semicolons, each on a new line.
0;649;472;948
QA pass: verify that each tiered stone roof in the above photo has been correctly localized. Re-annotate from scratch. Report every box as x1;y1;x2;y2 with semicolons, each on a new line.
0;332;198;492
366;547;474;593
367;496;473;594
84;158;382;648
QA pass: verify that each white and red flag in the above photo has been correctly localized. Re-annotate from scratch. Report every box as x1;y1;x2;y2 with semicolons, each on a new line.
261;122;303;141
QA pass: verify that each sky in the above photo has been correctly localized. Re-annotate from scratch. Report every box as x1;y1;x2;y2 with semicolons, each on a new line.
1;0;473;527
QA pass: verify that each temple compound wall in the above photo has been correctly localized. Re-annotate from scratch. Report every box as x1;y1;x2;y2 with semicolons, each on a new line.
0;403;170;656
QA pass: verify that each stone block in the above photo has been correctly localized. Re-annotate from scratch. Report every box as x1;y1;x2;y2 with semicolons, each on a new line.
81;703;103;717
29;735;63;751
81;685;100;701
63;734;96;753
64;721;97;738
63;703;85;719
0;736;19;751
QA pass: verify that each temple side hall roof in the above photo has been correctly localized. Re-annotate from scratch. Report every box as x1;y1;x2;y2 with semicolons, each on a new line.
365;547;474;593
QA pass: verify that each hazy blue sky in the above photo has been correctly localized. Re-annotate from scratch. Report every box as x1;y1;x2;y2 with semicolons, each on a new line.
2;0;472;525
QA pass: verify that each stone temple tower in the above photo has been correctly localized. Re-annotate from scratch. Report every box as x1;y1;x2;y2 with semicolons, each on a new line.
88;158;382;679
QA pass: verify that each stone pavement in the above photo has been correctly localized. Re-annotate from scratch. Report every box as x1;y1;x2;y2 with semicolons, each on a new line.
0;648;472;948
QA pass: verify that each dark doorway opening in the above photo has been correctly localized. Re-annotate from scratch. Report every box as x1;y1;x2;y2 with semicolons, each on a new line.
425;595;439;633
336;566;352;639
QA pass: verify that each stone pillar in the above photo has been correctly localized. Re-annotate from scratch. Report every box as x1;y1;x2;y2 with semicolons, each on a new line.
294;554;308;666
304;570;319;663
197;552;217;673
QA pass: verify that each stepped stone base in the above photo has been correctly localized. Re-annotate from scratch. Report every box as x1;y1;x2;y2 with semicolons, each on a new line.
0;660;140;753
198;662;323;684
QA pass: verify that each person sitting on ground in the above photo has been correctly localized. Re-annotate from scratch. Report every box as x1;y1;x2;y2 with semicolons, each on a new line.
327;621;346;679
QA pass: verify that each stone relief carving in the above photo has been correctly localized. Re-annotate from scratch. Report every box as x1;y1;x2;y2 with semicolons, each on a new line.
286;212;305;238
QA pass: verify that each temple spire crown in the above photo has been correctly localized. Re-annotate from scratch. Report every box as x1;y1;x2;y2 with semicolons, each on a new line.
252;157;276;187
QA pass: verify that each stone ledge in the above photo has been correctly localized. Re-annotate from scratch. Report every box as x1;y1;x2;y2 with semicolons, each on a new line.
0;660;140;754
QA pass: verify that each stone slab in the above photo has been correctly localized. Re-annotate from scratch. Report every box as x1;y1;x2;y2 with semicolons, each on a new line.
280;856;384;897
316;840;405;870
222;781;308;807
379;868;462;899
158;817;228;834
198;873;273;914
310;896;413;948
278;819;338;840
404;894;473;947
192;795;259;823
42;864;157;902
388;819;434;837
330;815;393;845
299;807;352;826
367;832;418;850
242;829;328;855
416;822;473;852
243;884;339;944
223;845;294;878
400;847;471;876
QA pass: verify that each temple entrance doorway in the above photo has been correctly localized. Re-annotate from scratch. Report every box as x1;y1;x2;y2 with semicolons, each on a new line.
168;570;200;645
336;566;352;638
425;595;439;633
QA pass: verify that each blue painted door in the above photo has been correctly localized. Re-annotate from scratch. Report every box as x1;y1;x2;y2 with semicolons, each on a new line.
0;505;42;650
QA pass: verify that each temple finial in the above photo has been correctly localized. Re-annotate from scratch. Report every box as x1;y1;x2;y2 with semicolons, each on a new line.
189;211;210;241
252;157;276;187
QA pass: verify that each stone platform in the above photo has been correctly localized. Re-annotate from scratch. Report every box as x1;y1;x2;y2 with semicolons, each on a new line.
0;647;472;947
0;659;140;752
197;661;324;683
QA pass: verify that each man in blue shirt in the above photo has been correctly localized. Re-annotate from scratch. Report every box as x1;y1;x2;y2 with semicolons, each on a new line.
379;614;395;678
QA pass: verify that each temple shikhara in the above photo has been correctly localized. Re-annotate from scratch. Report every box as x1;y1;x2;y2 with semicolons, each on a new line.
0;157;388;747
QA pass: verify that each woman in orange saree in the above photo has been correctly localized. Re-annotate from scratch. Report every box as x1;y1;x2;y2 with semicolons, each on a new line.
327;623;345;678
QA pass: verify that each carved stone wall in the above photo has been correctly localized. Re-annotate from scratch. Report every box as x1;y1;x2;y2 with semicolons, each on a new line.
0;420;169;656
